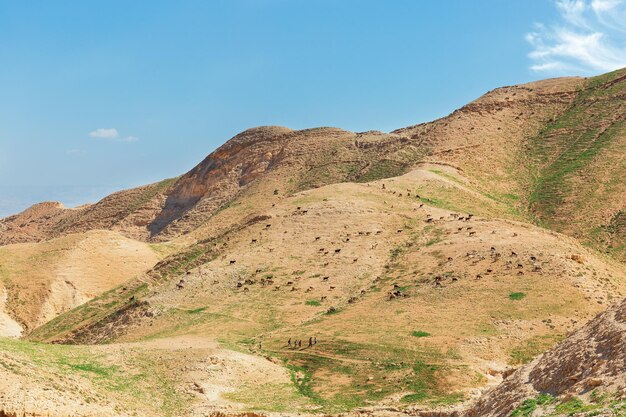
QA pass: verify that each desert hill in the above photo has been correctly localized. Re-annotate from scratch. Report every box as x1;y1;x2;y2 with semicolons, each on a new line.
0;69;624;416
0;230;162;336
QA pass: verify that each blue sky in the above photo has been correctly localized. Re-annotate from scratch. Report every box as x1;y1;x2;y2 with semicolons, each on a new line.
1;0;625;216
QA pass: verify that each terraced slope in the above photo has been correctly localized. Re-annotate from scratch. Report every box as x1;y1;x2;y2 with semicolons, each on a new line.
525;69;626;261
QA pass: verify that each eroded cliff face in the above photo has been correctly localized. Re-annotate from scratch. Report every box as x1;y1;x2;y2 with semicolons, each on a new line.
148;126;292;238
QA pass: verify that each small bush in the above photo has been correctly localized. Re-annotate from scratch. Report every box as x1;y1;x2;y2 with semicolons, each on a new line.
510;399;537;417
411;331;431;338
509;292;526;301
400;392;428;403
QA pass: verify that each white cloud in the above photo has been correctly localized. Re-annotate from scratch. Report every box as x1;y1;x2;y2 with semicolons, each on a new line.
89;128;119;139
526;0;626;74
88;128;139;143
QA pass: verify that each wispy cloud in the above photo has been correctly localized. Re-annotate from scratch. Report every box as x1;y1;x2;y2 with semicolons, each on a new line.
526;0;626;74
88;128;139;143
89;128;119;139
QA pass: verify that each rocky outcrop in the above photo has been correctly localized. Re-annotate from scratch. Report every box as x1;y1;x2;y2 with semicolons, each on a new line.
464;298;626;417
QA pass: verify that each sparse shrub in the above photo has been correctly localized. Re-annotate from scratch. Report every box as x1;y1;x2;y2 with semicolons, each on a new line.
510;398;537;417
400;392;428;403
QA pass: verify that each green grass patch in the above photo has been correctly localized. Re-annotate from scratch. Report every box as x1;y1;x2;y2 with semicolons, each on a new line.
411;330;431;338
509;292;526;301
555;397;597;415
305;300;321;307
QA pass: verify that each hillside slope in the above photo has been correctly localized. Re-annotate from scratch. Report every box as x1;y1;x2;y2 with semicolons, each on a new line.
464;297;625;417
0;230;161;336
25;165;626;414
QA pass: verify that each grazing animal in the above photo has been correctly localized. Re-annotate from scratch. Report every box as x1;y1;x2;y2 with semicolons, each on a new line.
334;249;341;253
469;231;476;236
315;236;320;241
